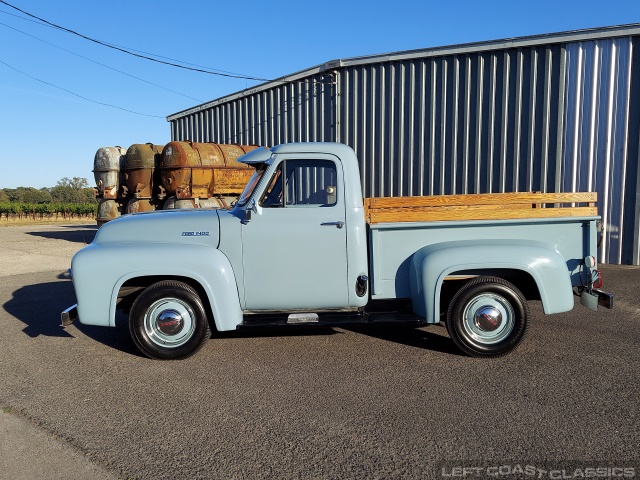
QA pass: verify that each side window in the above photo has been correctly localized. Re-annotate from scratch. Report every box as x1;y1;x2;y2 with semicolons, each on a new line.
260;160;337;208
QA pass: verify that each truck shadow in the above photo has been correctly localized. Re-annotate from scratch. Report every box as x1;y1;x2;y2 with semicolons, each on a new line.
4;280;75;338
4;280;140;356
341;324;465;356
75;313;141;357
27;225;98;244
219;324;463;356
5;280;461;357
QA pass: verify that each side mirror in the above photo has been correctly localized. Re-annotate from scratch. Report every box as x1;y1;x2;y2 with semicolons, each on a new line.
242;198;260;224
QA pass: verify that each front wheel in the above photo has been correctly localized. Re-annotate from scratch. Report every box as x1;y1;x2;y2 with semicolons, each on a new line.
446;276;529;357
129;280;211;360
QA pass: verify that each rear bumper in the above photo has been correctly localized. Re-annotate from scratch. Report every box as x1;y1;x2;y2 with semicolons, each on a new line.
593;289;614;309
580;289;614;311
61;304;78;326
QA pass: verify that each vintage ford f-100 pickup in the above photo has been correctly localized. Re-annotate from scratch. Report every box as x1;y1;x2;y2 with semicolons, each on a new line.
62;142;613;359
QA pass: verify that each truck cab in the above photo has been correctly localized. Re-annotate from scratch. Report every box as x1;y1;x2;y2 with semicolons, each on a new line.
229;143;368;311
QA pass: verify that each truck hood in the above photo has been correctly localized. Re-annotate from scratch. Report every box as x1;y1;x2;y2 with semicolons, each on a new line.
93;209;220;247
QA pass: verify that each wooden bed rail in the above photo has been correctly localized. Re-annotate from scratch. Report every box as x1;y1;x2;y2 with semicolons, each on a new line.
364;192;598;224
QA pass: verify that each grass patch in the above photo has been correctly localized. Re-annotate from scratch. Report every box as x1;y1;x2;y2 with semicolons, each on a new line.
2;406;12;414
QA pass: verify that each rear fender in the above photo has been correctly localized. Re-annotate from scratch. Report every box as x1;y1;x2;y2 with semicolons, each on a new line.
409;240;574;323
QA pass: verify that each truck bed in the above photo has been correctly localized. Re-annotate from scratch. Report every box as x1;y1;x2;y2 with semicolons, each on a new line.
364;192;599;300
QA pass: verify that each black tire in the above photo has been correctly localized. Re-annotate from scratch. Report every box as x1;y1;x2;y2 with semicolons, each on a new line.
446;276;529;358
129;280;211;360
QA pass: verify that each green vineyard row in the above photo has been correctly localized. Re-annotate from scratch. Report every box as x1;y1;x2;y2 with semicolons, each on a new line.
0;202;98;217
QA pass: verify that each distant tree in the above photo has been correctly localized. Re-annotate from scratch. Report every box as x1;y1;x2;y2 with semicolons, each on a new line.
20;187;52;204
49;185;72;203
1;178;96;204
3;188;19;202
39;187;53;203
49;177;95;203
80;187;97;204
3;187;52;203
56;177;89;190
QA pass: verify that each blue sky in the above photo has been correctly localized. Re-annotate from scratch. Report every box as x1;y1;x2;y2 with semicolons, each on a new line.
0;0;638;189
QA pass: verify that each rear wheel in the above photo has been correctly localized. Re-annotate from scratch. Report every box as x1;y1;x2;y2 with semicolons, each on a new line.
129;280;211;360
446;276;529;357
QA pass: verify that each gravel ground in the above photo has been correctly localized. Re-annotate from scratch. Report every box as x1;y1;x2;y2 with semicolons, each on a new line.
0;224;638;480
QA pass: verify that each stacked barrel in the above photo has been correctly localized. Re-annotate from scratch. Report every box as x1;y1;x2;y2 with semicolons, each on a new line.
122;143;164;214
160;142;256;209
93;147;127;226
92;142;258;225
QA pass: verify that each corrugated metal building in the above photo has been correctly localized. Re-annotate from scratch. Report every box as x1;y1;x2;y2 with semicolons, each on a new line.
167;24;640;265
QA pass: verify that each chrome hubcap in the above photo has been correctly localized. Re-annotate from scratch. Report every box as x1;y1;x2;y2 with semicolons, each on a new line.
474;306;503;332
143;298;195;348
156;309;184;335
462;293;514;345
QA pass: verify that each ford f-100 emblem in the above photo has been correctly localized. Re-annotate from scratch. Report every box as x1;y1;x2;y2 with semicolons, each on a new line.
181;232;210;236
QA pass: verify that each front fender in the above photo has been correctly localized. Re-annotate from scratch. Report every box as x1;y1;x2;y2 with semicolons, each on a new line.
72;243;242;331
409;240;574;323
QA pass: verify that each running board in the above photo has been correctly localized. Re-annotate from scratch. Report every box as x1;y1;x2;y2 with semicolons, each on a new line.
238;311;423;330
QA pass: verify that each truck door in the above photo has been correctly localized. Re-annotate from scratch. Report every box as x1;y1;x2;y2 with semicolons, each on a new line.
241;156;349;310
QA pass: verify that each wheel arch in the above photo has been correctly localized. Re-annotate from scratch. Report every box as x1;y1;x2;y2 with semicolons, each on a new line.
118;275;215;329
107;247;243;332
409;241;575;323
439;268;539;315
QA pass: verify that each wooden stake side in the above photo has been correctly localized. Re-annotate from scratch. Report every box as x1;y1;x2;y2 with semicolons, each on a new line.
364;191;597;209
364;192;598;224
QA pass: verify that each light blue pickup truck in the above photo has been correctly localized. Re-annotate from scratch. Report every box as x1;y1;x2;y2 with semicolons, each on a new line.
63;142;612;359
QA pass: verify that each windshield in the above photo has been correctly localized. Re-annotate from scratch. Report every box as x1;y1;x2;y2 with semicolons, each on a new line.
236;164;269;207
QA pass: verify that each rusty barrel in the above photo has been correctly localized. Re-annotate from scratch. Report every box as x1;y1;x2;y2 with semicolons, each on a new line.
126;198;156;214
163;196;235;210
97;199;125;226
93;147;126;199
198;196;235;208
159;142;257;199
123;143;164;198
163;197;197;209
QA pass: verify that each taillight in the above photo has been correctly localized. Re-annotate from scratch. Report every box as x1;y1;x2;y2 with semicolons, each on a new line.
592;269;603;289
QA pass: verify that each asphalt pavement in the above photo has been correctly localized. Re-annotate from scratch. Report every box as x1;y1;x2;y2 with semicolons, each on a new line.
0;224;638;480
0;409;118;480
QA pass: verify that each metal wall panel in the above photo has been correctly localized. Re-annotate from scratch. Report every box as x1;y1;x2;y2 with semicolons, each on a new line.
171;74;335;147
562;37;636;264
337;46;567;199
168;27;640;264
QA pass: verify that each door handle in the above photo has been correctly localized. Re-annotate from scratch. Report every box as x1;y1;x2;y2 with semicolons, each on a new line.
321;221;345;229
